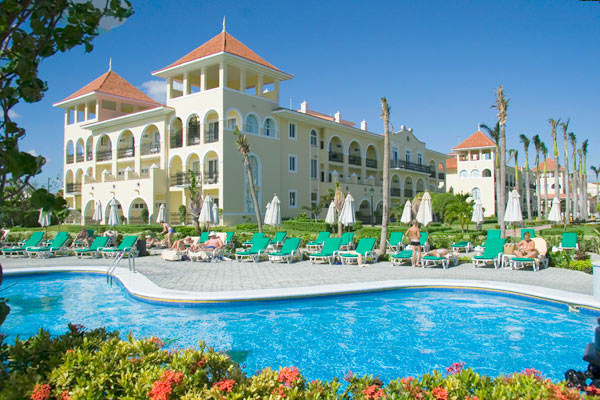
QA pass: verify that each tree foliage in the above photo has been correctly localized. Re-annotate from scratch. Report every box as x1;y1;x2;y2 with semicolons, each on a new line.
444;193;473;233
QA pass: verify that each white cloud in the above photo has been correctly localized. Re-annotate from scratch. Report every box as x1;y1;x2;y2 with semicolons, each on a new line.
8;109;20;119
26;149;38;157
140;80;166;104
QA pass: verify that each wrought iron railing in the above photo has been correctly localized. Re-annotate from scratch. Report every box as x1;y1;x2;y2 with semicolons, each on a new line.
328;152;344;163
170;135;183;148
66;154;74;164
348;155;362;166
117;147;135;159
96;150;112;161
86;152;93;161
66;183;81;193
390;188;401;197
169;172;200;187
141;143;160;155
76;154;84;162
205;130;218;143
404;189;413;198
366;158;377;168
390;159;432;174
204;171;218;184
187;135;200;146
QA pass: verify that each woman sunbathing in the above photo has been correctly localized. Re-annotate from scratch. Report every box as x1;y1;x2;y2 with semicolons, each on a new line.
170;237;195;251
514;232;538;258
425;248;451;258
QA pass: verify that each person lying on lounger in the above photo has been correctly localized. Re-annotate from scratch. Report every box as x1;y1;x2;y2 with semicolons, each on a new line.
425;248;451;258
146;235;168;248
190;232;223;252
514;232;538;258
170;237;195;251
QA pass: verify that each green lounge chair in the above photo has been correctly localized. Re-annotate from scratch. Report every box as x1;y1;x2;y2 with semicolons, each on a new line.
101;235;139;258
26;232;70;258
269;238;302;263
391;249;414;266
419;232;430;252
510;237;549;272
520;228;535;240
473;238;506;268
339;232;355;251
2;231;44;258
242;232;266;248
74;236;109;258
421;251;459;269
451;240;472;253
339;238;377;265
273;231;287;248
557;232;578;251
474;229;501;254
199;232;210;244
235;237;271;262
72;229;94;248
309;237;341;264
386;232;404;253
306;232;331;251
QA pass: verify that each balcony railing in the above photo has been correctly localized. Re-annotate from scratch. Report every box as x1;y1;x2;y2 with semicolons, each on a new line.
390;159;432;174
141;143;160;156
438;173;445;180
429;171;437;178
66;154;74;164
366;158;377;168
66;183;81;193
204;171;219;184
75;153;84;163
96;150;112;161
404;189;413;198
205;130;218;143
390;188;401;197
348;155;362;166
187;135;200;146
86;152;93;161
170;135;183;149
117;147;135;159
328;152;344;163
169;172;200;187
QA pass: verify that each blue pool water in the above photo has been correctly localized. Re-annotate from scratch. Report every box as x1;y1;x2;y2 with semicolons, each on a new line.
0;272;596;382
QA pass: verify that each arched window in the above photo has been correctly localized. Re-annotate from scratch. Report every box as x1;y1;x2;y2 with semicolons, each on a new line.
264;118;275;137
188;116;200;145
245;115;258;134
482;169;492;177
470;169;481;178
471;187;481;200
459;170;468;178
310;130;317;146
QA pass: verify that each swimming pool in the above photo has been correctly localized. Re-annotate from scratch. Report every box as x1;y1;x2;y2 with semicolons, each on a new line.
0;272;595;382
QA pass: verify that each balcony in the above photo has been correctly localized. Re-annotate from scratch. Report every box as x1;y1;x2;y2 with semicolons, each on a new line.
205;130;218;143
76;153;84;163
390;188;401;197
429;171;437;178
328;152;344;163
438;173;445;180
117;147;135;159
169;172;200;187
204;171;219;184
404;189;413;198
187;135;200;146
141;143;160;156
66;154;74;164
170;135;183;149
86;152;93;161
366;158;377;168
66;183;81;194
96;150;112;162
390;159;432;174
348;155;362;166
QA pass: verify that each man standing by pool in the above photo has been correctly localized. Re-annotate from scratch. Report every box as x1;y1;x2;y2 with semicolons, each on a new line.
406;220;421;267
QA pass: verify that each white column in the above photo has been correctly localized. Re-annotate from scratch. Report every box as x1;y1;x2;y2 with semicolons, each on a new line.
84;103;89;121
64;111;69;125
219;61;227;89
256;74;263;96
240;69;246;92
200;67;206;91
273;80;279;100
183;72;189;96
166;78;172;100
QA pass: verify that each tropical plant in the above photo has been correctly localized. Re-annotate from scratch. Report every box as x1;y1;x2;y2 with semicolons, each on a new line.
444;194;473;233
582;139;589;220
519;134;532;221
578;147;584;220
560;119;570;224
234;127;262;232
389;202;405;222
178;204;187;225
300;203;321;221
480;122;501;217
30;188;69;226
378;97;391;257
532;135;543;220
541;142;549;219
185;170;203;233
333;182;345;237
140;208;149;224
548;118;561;204
431;192;457;223
591;166;600;203
492;86;509;238
508;149;519;188
569;132;578;220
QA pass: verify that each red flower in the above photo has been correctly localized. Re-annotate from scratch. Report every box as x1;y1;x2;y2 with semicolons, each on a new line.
278;367;300;386
362;385;385;399
213;379;235;393
149;379;172;400
65;349;74;354
446;362;465;375
522;368;542;378
343;370;354;382
197;358;206;367
401;376;415;385
272;386;286;397
60;391;70;400
149;337;164;348
465;396;479;400
161;370;184;386
31;384;51;400
432;387;448;400
586;385;600;395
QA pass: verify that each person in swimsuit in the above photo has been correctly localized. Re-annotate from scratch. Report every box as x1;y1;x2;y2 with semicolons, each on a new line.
425;248;450;258
161;222;174;248
406;220;421;267
191;232;223;252
514;232;538;258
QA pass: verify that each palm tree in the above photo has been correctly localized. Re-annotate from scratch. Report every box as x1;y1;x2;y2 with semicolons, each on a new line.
582;139;589;219
560;119;570;224
492;86;509;238
578;147;584;220
569;132;578;220
541;142;549;219
591;166;600;204
509;149;520;188
520;134;532;221
444;194;473;233
186;171;203;233
480;122;501;217
532;135;543;220
234;127;262;232
377;97;391;258
548;118;561;205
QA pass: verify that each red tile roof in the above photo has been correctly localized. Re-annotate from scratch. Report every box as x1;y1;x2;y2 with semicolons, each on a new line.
302;109;355;127
441;156;457;171
537;157;564;171
57;70;162;105
452;131;496;150
155;31;281;73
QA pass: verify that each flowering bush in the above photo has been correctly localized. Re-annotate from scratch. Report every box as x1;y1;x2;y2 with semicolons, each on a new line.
0;326;599;399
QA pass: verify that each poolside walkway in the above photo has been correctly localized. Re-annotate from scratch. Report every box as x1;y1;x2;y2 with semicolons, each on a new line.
1;254;593;295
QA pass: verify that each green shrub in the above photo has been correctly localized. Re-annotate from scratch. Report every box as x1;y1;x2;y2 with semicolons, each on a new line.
569;260;593;274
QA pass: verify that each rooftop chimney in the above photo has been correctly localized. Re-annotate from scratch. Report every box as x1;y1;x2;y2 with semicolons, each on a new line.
400;125;406;131
300;101;308;113
360;120;367;131
478;123;481;132
334;111;341;123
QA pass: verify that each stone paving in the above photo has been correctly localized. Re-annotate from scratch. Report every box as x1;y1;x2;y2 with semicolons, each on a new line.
1;253;592;295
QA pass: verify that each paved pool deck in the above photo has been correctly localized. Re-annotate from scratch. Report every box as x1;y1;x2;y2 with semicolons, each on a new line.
1;254;593;296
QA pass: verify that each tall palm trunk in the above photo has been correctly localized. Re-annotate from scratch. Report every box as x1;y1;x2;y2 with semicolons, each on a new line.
520;134;532;221
244;155;263;232
549;118;561;211
542;145;549;219
494;86;509;238
570;133;578;220
582;140;589;220
377;98;391;257
578;149;584;220
533;135;542;220
560;120;570;224
480;123;500;217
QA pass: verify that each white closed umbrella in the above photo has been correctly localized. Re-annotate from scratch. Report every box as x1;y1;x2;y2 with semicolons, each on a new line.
471;199;484;224
107;198;120;227
338;193;356;227
504;189;523;225
38;208;51;241
400;200;412;224
92;201;103;223
548;197;562;223
156;203;167;224
325;201;337;225
416;191;433;226
212;202;219;225
263;202;271;225
265;194;281;227
198;195;214;225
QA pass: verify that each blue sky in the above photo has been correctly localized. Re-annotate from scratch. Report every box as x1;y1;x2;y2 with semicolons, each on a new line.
14;0;600;187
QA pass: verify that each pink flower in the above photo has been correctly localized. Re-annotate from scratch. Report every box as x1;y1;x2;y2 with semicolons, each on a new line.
149;379;172;400
272;386;286;397
362;385;385;399
213;379;235;393
586;385;600;396
446;362;465;375
343;370;354;382
278;367;300;386
522;368;542;379
149;337;164;348
31;384;51;400
60;391;70;400
432;387;448;400
401;376;415;385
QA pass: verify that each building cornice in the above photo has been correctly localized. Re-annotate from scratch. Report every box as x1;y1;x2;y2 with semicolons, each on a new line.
82;106;173;130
